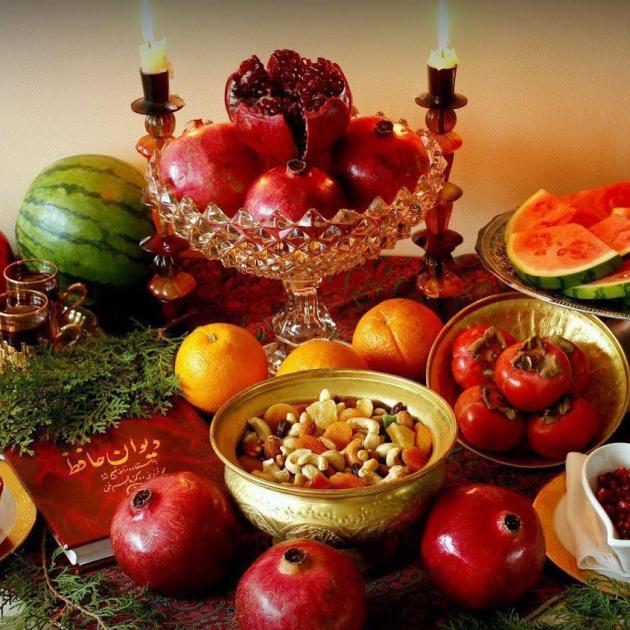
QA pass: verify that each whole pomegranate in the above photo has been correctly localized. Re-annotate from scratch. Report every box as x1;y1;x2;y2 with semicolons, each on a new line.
420;484;545;611
225;49;352;161
110;471;240;597
332;115;429;211
158;121;261;216
236;539;367;630
244;159;346;222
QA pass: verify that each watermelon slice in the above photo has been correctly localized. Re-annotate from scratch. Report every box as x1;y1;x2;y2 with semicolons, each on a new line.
560;181;630;227
564;260;630;300
507;223;622;289
506;189;576;238
589;214;630;257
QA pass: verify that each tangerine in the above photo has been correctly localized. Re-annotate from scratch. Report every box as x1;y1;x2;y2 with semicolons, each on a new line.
276;339;367;376
352;298;442;381
175;323;268;413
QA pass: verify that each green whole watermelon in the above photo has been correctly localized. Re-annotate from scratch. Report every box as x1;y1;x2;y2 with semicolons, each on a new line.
16;155;152;288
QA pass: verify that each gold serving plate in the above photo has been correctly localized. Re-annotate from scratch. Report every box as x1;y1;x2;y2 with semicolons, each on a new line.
210;369;457;547
426;293;630;468
476;211;630;320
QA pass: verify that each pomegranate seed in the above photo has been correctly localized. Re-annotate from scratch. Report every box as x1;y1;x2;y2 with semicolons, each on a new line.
595;466;630;539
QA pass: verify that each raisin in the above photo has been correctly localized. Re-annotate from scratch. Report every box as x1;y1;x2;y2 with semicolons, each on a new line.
351;463;362;476
391;402;407;414
275;419;291;439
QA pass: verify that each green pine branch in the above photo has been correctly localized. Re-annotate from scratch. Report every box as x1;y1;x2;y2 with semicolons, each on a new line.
0;534;163;630
0;328;181;454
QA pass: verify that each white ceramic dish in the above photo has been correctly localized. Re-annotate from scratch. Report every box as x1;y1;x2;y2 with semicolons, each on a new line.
582;442;630;573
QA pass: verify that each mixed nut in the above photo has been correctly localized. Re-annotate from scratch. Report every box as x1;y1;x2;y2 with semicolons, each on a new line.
237;389;433;489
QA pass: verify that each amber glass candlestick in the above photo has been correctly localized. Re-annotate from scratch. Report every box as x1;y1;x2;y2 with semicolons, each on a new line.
131;71;195;319
414;65;467;298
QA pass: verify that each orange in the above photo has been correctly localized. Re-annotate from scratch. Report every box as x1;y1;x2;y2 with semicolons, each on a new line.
276;339;368;376
175;323;268;413
352;298;442;381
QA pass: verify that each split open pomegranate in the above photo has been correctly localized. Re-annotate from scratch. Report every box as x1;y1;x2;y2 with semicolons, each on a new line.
225;49;352;162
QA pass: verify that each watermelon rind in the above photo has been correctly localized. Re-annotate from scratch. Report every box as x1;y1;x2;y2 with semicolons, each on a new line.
564;262;630;300
505;189;576;240
506;226;622;290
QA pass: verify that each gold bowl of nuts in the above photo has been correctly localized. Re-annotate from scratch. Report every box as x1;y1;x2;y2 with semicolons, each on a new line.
210;369;457;547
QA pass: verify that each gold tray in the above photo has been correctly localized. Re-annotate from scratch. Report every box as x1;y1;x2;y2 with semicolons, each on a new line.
476;211;630;321
426;293;629;468
0;460;37;561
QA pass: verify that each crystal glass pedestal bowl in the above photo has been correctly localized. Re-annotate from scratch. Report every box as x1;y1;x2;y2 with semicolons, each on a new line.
146;128;447;367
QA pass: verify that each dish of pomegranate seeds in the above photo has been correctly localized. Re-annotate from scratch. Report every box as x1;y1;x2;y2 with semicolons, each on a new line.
596;467;630;540
237;389;433;489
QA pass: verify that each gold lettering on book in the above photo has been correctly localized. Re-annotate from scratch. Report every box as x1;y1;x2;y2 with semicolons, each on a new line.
62;435;162;478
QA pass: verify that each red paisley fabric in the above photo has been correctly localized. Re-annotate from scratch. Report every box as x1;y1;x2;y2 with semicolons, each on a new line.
78;256;574;627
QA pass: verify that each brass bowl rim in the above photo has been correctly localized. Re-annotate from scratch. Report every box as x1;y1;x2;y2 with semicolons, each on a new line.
426;291;630;469
210;368;457;497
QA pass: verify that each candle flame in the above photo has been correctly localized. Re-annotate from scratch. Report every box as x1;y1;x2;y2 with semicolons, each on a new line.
141;0;154;43
438;0;449;50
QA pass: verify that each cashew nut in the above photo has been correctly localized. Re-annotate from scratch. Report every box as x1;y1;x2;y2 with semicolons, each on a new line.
293;473;306;487
382;465;408;483
285;448;311;475
349;417;380;434
357;449;369;462
288;422;303;437
298;411;309;423
280;436;298;455
247;417;272;440
375;442;398;458
385;447;402;468
343;437;364;465
261;459;291;483
242;431;260;444
361;458;379;473
301;464;322;480
358;468;382;485
363;432;382;450
296;452;329;472
372;407;387;416
286;412;298;424
322;449;345;471
336;401;346;413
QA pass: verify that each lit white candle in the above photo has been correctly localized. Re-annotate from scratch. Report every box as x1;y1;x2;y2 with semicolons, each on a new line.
427;0;459;70
139;0;170;74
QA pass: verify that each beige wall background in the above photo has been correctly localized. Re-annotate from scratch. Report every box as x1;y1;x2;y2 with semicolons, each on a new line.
2;0;629;256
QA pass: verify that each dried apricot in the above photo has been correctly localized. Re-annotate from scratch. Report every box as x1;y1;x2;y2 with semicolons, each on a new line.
415;422;433;458
304;474;333;489
402;446;429;472
263;403;298;430
328;472;368;489
295;435;327;454
323;421;353;449
338;407;364;422
239;456;263;473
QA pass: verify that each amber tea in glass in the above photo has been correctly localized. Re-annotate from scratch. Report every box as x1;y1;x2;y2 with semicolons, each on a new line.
4;259;86;336
0;290;50;348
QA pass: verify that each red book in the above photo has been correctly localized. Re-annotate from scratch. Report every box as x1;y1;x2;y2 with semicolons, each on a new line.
4;398;224;567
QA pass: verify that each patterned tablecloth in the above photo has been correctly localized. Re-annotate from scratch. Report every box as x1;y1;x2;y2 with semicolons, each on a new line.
55;256;582;627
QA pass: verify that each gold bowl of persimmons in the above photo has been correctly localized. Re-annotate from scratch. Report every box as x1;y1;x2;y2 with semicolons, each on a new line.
426;292;629;468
